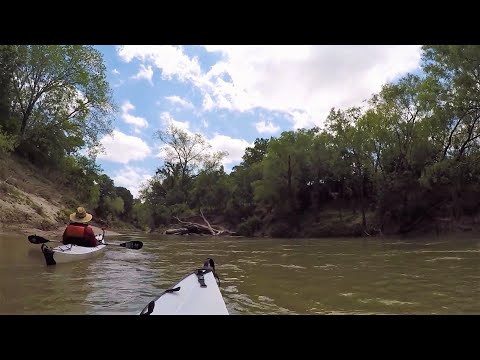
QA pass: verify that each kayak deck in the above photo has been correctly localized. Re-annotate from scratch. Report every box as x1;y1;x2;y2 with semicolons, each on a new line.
41;234;106;265
140;258;229;315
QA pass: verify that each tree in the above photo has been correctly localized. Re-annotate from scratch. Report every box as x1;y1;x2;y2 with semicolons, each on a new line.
240;138;270;167
131;200;153;231
190;167;231;211
309;130;341;212
154;124;227;193
422;45;480;161
115;186;134;220
0;46;19;133
10;45;115;155
253;129;315;214
326;107;375;231
61;155;102;207
95;174;116;219
139;175;174;227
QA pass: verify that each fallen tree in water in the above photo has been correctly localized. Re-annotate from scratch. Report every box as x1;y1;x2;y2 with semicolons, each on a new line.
164;209;238;236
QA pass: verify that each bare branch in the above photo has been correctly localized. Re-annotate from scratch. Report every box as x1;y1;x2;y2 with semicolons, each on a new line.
200;208;216;235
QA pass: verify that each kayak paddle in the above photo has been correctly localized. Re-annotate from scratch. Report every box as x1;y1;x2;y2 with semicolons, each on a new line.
27;235;143;250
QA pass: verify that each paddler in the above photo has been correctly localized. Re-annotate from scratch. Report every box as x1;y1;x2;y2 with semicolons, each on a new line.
62;207;99;247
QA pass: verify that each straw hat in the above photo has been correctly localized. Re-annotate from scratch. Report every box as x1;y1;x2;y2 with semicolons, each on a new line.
69;207;93;223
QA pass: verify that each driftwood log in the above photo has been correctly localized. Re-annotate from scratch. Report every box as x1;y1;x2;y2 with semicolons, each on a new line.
164;209;238;236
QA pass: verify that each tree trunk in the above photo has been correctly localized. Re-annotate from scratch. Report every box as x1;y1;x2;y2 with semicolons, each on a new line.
360;176;367;231
20;103;34;139
452;186;461;220
171;213;237;236
287;154;293;208
200;208;216;235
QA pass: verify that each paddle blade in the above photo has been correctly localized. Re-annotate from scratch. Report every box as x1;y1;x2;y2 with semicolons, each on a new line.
120;241;143;250
28;235;49;244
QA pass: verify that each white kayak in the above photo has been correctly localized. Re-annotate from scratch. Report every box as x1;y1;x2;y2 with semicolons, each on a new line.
139;258;229;315
41;234;107;266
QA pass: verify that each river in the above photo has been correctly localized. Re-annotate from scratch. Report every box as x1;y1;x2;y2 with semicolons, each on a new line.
0;232;478;314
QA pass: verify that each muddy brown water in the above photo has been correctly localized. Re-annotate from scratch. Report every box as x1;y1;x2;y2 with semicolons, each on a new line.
0;232;479;314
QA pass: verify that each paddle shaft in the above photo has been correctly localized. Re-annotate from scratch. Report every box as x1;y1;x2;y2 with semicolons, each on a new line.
33;238;137;248
28;234;143;250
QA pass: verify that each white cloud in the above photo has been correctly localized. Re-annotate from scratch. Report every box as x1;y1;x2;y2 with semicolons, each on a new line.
202;119;208;128
202;93;214;111
200;45;422;128
112;68;120;75
117;45;422;130
117;45;201;82
123;113;148;129
209;134;251;168
131;64;153;84
255;120;280;134
289;110;312;130
121;100;148;131
160;111;190;132
165;95;194;109
121;102;134;113
111;166;152;198
98;130;152;164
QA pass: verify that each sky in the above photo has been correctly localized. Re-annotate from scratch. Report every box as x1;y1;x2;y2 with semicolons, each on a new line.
93;45;424;198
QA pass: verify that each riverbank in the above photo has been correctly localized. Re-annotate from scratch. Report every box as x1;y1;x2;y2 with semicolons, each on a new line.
153;208;480;240
3;154;480;241
0;156;125;238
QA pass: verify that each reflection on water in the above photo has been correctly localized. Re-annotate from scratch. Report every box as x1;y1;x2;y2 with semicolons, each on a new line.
0;232;479;314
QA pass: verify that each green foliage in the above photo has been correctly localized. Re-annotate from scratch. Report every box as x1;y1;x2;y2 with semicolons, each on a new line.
154;125;227;193
61;155;101;208
0;45;136;229
0;46;19;132
131;201;153;231
236;216;262;236
0;129;16;158
241;138;269;167
115;186;134;220
9;45;115;163
104;196;124;215
169;203;194;218
189;168;231;211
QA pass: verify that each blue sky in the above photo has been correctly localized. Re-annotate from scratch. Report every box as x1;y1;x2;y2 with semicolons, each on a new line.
92;45;423;198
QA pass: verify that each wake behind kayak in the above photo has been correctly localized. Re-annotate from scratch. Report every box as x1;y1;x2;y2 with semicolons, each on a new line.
139;258;229;315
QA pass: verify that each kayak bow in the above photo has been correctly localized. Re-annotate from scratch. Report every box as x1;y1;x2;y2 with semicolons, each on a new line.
139;258;229;315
